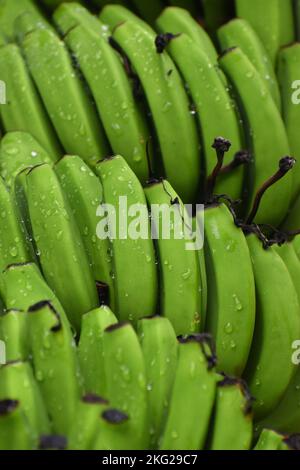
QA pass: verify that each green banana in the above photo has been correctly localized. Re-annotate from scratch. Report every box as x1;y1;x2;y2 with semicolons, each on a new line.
102;323;149;450
0;176;32;271
54;3;150;183
25;163;99;331
0;43;61;162
0;131;52;188
137;316;178;448
96;156;158;324
244;234;300;420
92;408;131;451
217;18;281;110
0;0;40;40
106;13;200;202
53;1;107;35
28;300;81;435
208;375;253;450
277;43;300;209
0;361;50;437
160;335;217;450
14;8;54;42
68;394;109;450
219;47;291;225
144;179;202;335
0;399;34;450
21;27;109;167
254;429;299;451
78;306;118;396
0;309;29;362
55;155;115;310
293;235;300;259
204;203;256;376
155;19;243;200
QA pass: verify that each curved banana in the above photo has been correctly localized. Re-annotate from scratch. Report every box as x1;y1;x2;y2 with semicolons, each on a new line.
78;306;118;396
14;9;54;42
0;43;61;161
25;163;99;331
0;309;29;362
144;179;202;335
0;361;50;437
0;399;34;450
96;156;158;324
244;234;300;420
204;203;256;376
100;4;153;32
137;316;178;448
55;155;115;310
0;0;40;40
28;300;81;435
208;375;253;450
219;47;291;225
159;335;217;450
108;14;201;202
102;323;149;450
53;3;151;183
217;18;281;109
21;27;109;167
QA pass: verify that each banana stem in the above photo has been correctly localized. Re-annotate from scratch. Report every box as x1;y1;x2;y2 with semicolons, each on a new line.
205;137;231;203
219;150;251;175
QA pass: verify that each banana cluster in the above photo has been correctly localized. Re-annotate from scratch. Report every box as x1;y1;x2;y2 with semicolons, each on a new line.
0;0;300;451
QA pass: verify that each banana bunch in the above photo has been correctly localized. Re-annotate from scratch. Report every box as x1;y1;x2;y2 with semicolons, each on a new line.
0;0;300;452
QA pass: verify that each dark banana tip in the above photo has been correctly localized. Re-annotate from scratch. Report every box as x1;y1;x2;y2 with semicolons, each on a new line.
283;434;300;451
155;33;180;53
218;373;255;415
28;300;62;332
178;333;217;370
219;46;238;59
212;137;232;153
39;435;67;451
102;409;129;425
96;281;110;307
82;394;109;405
234;150;252;165
0;399;19;416
279;156;296;174
105;322;130;333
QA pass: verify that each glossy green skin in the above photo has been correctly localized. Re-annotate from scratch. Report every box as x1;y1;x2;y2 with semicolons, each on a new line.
96;156;158;324
54;5;150;184
209;381;253;450
160;340;217;450
0;177;31;271
0;401;34;450
217;19;281;110
0;131;52;188
220;48;291;226
244;235;300;420
0;0;40;40
0;44;60;162
78;307;118;397
28;302;81;435
144;180;202;335
204;204;256;376
0;310;29;362
138;316;178;448
22;28;108;167
254;429;288;451
14;9;54;43
277;44;300;207
0;361;50;437
53;2;108;36
111;19;201;202
102;324;149;450
100;4;153;33
155;28;243;200
55;156;115;311
25;164;99;331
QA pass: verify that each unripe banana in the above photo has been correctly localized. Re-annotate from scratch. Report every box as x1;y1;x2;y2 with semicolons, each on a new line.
0;44;61;161
53;1;106;35
102;323;149;450
219;47;291;225
14;9;54;42
55;155;115;310
160;335;217;450
208;375;253;450
137;316;178;448
0;399;34;450
244;234;300;420
28;300;82;435
96;156;158;324
21;28;109;167
92;407;131;451
0;361;50;438
144;179;202;335
78;306;118;396
217;18;281;109
100;4;153;32
107;14;201;202
53;4;150;183
0;0;40;40
254;429;299;451
25;163;99;331
0;309;29;362
204;203;256;376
